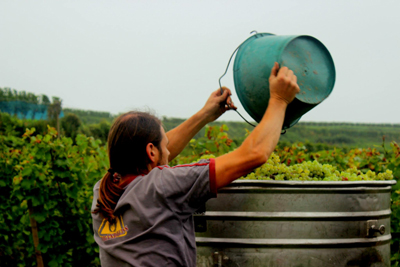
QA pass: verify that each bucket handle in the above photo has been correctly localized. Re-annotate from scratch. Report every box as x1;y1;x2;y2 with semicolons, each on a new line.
218;31;258;128
218;31;258;96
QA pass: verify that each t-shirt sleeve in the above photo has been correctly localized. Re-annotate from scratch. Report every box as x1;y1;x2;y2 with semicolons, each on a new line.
153;158;216;215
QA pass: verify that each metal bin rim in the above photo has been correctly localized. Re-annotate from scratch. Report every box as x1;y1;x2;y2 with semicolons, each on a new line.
229;180;396;188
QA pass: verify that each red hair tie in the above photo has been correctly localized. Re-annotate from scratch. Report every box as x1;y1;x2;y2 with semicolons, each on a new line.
112;173;121;183
108;168;121;183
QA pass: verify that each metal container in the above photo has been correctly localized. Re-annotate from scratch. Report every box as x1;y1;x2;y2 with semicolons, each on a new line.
233;33;336;129
195;180;396;267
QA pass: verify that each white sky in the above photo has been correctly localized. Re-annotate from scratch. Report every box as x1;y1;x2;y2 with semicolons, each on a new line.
1;0;399;123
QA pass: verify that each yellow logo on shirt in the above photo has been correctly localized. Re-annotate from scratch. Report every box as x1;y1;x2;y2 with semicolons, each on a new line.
98;215;129;241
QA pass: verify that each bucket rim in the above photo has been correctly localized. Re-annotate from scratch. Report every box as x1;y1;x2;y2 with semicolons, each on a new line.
232;33;336;129
280;35;336;105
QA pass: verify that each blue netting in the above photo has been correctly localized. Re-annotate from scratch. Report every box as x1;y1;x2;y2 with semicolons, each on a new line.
0;101;64;120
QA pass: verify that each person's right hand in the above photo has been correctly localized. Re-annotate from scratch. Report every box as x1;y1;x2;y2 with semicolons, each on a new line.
268;62;300;105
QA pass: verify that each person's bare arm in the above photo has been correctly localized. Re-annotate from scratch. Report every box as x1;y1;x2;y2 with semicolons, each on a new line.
214;63;300;189
166;87;237;162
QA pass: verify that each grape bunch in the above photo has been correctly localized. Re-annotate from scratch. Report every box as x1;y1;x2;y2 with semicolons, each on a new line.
241;153;393;181
199;153;393;181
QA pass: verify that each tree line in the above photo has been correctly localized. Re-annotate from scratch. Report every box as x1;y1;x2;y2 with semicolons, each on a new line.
0;87;62;123
2;87;399;150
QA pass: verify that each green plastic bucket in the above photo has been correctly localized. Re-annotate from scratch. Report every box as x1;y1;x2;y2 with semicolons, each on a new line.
233;33;335;129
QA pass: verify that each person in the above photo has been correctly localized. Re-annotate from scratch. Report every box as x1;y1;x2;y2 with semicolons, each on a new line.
91;62;300;266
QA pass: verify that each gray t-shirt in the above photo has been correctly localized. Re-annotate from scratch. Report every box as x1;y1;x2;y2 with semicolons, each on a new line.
91;159;216;267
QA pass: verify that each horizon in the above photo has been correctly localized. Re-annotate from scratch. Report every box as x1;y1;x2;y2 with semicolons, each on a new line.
63;106;400;126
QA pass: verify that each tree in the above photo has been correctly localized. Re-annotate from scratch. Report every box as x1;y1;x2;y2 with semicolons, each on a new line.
47;97;62;136
61;113;82;141
88;120;110;143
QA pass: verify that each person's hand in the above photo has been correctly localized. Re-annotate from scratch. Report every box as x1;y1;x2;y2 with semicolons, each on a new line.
201;87;237;123
268;62;300;105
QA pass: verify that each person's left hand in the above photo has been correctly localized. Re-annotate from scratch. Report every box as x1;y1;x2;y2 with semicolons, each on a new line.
201;87;237;123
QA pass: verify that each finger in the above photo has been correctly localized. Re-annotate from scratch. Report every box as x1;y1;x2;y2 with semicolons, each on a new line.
278;66;289;77
287;69;294;80
229;102;238;110
270;62;279;77
226;96;234;107
220;105;228;113
219;88;230;101
220;86;231;94
292;77;300;93
226;95;237;110
217;86;230;96
224;104;232;112
216;87;224;96
292;74;297;84
295;83;300;92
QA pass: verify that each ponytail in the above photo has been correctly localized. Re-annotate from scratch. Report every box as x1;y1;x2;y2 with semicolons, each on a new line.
92;111;163;223
93;171;124;223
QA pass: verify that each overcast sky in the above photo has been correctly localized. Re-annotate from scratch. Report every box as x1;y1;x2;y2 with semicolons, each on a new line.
1;0;399;124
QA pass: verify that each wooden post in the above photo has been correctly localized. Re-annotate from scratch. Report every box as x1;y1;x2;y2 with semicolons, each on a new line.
28;205;44;267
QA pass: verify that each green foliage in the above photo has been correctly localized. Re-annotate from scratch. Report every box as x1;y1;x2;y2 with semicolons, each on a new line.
0;126;107;266
170;125;236;165
2;116;400;265
0;110;111;144
47;97;62;121
0;112;49;137
274;141;390;174
61;113;82;141
62;108;115;125
279;122;400;149
0;87;60;120
163;117;400;151
88;120;111;142
0;87;44;103
162;117;253;142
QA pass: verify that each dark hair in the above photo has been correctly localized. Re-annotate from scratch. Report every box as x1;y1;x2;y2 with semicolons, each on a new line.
92;111;163;223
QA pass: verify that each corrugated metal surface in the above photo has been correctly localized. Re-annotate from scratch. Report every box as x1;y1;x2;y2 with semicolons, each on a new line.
195;180;395;267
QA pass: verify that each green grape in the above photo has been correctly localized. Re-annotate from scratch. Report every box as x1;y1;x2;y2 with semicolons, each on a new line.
199;154;215;160
239;152;394;182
